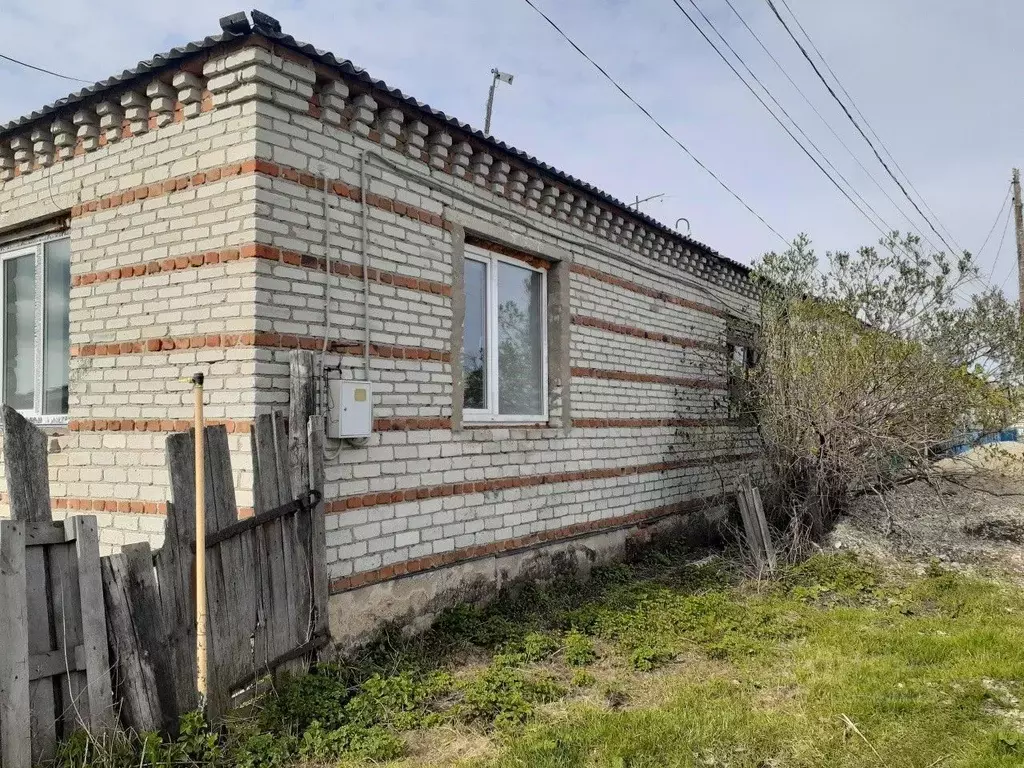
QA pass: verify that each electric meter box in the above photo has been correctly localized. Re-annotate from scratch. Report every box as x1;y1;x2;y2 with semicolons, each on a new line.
327;380;373;439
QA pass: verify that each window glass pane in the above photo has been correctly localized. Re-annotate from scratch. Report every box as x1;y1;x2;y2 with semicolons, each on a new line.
497;261;544;415
462;259;488;410
4;255;36;411
43;239;70;415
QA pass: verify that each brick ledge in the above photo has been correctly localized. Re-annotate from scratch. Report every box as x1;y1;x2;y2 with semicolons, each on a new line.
328;492;727;593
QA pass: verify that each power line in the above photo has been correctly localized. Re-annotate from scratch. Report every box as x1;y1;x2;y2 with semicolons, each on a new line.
720;0;943;256
997;204;1017;291
763;0;962;258
0;52;92;84
519;0;789;245
666;0;979;304
980;186;1012;281
774;0;963;253
669;0;911;247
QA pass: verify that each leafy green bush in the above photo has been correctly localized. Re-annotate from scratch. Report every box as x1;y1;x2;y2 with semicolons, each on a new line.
456;666;564;726
563;630;597;667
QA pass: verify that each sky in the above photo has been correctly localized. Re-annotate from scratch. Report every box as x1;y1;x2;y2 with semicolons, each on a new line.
1;0;1020;296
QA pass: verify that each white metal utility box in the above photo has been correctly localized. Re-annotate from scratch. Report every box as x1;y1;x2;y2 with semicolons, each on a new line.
327;380;373;439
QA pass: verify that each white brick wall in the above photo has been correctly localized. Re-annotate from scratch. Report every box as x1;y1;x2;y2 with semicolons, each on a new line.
0;39;760;577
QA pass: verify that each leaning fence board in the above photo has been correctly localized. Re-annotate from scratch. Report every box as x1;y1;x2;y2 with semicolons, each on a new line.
737;477;776;575
3;406;53;523
748;483;778;573
736;483;766;571
123;543;174;731
101;553;163;734
0;521;30;768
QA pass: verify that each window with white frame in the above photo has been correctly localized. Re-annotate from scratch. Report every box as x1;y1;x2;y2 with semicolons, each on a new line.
462;245;547;422
0;235;71;423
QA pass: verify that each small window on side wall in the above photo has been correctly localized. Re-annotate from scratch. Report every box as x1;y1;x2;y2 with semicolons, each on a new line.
0;235;71;423
462;245;547;422
726;316;757;420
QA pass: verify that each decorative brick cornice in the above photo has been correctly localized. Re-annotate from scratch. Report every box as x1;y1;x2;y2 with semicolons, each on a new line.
571;316;725;353
71;243;452;298
571;366;726;390
329;491;728;592
1;33;754;299
325;452;755;513
70;333;449;362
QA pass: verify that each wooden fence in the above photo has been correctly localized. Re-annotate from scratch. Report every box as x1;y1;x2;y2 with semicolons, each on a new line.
0;351;329;765
0;409;113;768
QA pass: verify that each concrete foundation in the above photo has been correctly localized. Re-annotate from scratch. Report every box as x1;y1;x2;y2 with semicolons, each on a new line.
327;504;727;650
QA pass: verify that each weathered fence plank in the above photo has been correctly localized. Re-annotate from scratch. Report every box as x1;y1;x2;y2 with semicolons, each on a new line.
101;552;163;734
70;516;114;732
251;414;293;676
308;415;328;641
289;353;315;646
164;433;203;719
0;520;30;768
159;434;200;719
0;374;329;743
123;543;174;730
25;527;57;761
2;406;52;523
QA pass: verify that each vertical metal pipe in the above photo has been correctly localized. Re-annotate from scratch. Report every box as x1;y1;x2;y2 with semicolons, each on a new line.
359;150;371;381
191;372;207;702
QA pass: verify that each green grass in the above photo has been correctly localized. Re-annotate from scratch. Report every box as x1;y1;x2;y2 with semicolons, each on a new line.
56;548;1024;767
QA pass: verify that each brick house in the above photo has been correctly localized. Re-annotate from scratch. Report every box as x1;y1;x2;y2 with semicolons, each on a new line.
0;11;758;642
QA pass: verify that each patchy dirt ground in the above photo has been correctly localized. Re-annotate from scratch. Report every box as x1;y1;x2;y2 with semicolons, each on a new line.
829;444;1024;577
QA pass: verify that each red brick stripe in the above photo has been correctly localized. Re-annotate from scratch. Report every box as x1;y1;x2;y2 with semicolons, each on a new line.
69;416;449;433
573;417;735;428
56;497;168;515
70;160;258;217
68;418;253;433
571;315;724;352
72;247;242;286
571;263;727;319
71;243;452;298
50;497;255;519
255;159;449;230
464;234;552;270
70;333;449;362
329;491;728;592
325;452;754;513
68;158;451;236
571;366;726;390
374;417;451;431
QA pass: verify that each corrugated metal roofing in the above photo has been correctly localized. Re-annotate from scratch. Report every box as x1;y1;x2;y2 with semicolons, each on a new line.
0;10;749;274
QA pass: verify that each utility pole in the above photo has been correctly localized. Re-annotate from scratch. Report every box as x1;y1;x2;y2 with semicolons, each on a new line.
484;68;514;135
1014;169;1024;318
